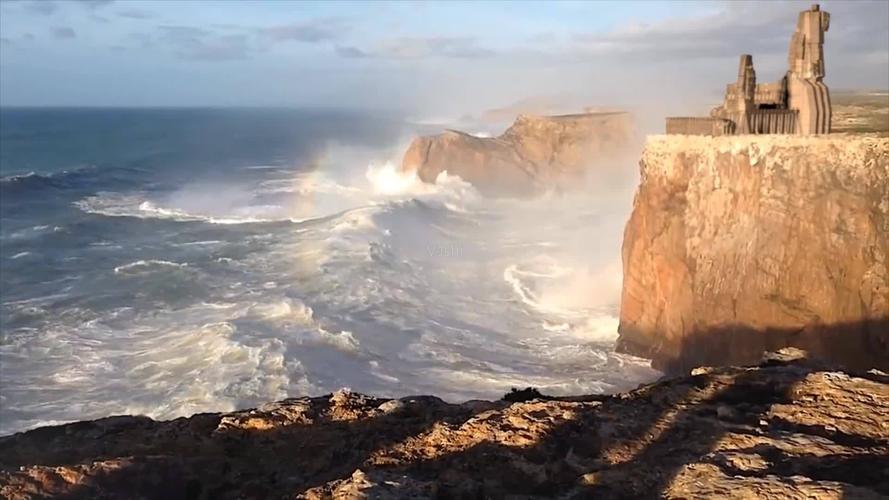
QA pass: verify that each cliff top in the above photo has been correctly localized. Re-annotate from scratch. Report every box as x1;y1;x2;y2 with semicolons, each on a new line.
2;353;887;499
514;110;629;121
640;134;889;179
646;132;889;148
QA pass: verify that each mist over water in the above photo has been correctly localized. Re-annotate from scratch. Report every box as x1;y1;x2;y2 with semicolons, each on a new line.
0;108;658;435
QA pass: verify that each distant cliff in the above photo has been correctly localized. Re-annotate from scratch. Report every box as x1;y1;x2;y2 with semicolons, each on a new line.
618;134;889;374
401;112;633;196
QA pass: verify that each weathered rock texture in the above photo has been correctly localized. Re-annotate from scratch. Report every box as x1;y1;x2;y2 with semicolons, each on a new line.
1;354;887;499
618;134;889;374
401;112;633;196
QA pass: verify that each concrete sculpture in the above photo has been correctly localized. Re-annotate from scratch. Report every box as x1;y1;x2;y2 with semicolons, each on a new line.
667;4;831;135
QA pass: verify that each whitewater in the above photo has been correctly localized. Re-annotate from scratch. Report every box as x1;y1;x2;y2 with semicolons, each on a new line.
0;109;657;435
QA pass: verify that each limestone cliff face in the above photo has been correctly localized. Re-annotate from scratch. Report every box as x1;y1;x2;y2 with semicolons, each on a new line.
402;112;632;196
618;134;889;374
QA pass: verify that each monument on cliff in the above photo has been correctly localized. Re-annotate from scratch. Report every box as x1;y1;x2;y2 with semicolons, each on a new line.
667;4;831;135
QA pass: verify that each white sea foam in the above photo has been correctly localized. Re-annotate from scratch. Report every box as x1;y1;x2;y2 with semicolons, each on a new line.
4;149;660;435
114;259;188;274
75;194;284;225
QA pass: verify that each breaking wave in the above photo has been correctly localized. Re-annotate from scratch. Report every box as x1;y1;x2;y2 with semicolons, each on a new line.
2;152;658;435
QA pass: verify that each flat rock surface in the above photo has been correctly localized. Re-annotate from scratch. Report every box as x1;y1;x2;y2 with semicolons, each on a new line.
1;358;887;499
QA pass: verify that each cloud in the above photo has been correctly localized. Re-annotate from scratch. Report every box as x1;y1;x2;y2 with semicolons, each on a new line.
156;25;250;61
158;25;208;41
25;1;57;16
51;27;76;39
185;34;250;61
1;37;13;48
565;1;888;63
337;36;494;60
261;19;346;43
74;0;114;8
23;0;111;16
335;45;367;58
118;9;154;20
128;31;154;48
569;3;792;60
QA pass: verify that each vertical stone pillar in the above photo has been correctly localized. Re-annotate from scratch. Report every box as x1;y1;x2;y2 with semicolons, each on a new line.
787;4;831;134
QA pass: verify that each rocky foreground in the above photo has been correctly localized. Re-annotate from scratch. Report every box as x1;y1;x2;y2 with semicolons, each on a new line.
1;352;887;499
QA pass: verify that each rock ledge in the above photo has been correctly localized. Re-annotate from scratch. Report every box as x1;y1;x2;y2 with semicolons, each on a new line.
2;355;887;499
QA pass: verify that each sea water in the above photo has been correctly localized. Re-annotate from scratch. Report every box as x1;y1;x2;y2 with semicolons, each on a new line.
0;107;658;435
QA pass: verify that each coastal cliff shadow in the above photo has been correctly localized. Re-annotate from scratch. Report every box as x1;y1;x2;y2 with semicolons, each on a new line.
646;317;889;376
0;394;489;499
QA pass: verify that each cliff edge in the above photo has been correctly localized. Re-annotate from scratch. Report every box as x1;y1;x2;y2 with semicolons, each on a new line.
2;354;887;498
401;112;633;196
618;134;889;374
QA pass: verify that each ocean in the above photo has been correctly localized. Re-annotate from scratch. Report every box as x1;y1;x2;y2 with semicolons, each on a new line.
0;107;657;435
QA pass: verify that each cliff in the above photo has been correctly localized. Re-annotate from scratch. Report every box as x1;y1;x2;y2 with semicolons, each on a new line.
401;112;633;196
2;353;887;499
618;134;889;374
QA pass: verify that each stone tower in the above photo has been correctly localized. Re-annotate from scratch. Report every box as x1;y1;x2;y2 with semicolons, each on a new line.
665;4;831;136
787;4;831;134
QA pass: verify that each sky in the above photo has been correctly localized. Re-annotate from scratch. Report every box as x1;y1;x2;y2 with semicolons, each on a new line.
0;0;887;116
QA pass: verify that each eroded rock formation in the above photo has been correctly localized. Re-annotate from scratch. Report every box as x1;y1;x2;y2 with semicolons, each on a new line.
618;134;889;374
1;353;887;499
401;112;633;196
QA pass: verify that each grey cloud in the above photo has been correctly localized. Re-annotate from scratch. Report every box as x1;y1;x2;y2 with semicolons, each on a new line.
25;1;57;16
1;37;13;47
339;36;494;60
74;0;114;8
51;26;76;39
570;3;792;60
158;25;210;42
128;31;154;48
184;34;250;61
567;1;888;62
118;9;154;20
262;19;345;43
155;25;250;61
336;45;368;58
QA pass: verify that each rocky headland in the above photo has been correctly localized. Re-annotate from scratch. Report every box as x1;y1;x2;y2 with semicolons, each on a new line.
401;112;633;196
2;352;887;499
618;134;889;374
6;124;889;500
